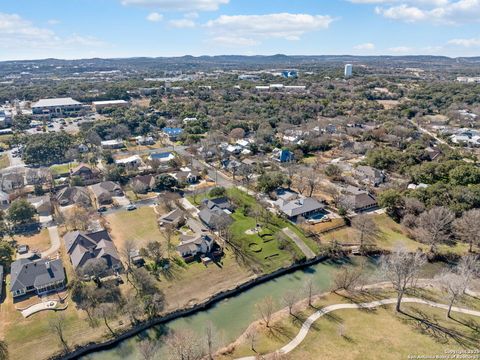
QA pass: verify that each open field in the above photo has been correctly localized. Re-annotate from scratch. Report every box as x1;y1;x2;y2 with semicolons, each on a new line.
50;162;78;176
223;288;480;359
322;214;474;255
105;205;164;252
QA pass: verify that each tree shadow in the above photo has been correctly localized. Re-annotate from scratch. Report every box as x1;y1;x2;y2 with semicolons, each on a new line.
401;308;479;349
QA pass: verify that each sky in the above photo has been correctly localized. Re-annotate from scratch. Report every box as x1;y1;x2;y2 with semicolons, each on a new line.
0;0;480;60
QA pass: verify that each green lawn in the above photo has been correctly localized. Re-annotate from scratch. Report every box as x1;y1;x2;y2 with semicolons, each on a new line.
49;162;78;176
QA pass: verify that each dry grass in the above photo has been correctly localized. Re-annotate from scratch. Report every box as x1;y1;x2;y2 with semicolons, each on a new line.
12;229;52;253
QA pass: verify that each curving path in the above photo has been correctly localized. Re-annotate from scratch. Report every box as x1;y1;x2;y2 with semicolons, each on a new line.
236;297;480;360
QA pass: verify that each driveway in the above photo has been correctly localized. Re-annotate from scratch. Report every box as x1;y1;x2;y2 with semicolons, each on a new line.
282;227;316;259
42;226;61;258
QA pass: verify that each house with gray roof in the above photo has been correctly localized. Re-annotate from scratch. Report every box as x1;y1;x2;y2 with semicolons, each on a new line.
56;186;91;207
10;258;66;298
159;208;185;228
63;229;123;273
277;197;325;222
176;234;215;262
199;206;233;230
90;181;123;205
354;165;386;187
342;186;378;213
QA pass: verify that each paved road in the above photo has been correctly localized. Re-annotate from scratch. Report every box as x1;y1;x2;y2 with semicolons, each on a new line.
282;227;315;259
236;297;480;360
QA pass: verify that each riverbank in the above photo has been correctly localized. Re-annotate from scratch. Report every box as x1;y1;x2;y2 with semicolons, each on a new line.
217;281;480;359
51;253;333;360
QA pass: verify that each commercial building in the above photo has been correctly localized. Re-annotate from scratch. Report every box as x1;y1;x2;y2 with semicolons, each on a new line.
31;97;82;119
344;64;353;78
92;100;128;112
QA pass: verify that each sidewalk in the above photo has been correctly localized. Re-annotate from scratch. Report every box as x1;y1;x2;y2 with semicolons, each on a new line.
282;227;315;259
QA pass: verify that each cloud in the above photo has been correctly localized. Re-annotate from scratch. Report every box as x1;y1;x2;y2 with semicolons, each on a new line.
146;12;163;22
205;13;334;46
353;0;480;25
47;19;61;25
354;42;375;50
168;18;196;28
448;37;480;47
0;12;105;55
121;0;229;12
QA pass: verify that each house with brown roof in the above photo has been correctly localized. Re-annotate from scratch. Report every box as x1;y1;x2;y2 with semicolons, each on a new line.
176;234;215;262
63;229;123;273
70;163;95;180
129;175;155;193
342;186;378;213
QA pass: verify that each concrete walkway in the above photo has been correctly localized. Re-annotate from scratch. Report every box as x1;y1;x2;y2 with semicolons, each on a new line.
282;227;315;259
236;297;480;360
42;226;60;258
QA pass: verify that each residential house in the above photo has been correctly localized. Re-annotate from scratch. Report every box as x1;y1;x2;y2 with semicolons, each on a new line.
27;195;52;217
174;167;200;184
90;181;123;205
199;197;233;229
176;234;215;262
56;186;92;207
129;175;155;193
1;171;25;192
101;139;124;150
342;186;378;213
10;258;66;298
114;155;142;168
277;197;325;222
354;165;386;187
25;168;50;185
424;146;441;161
0;190;9;208
92;100;128;112
63;229;123;273
162;127;183;141
272;149;294;163
70;164;95;180
159;208;185;228
148;152;175;163
135;136;155;145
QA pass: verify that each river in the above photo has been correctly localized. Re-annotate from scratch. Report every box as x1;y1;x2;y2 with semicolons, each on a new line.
81;257;443;360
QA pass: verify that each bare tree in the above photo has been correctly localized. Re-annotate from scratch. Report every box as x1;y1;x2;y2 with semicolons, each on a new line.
49;314;69;353
380;247;426;312
351;214;379;251
282;291;299;316
146;240;164;264
95;302;118;336
163;224;175;258
122;238;136;281
457;254;479;291
416;206;455;253
124;290;143;325
164;329;204;360
332;264;366;293
205;321;219;360
256;296;275;327
138;339;159;360
437;270;467;319
304;279;316;307
454;209;480;253
305;170;320;197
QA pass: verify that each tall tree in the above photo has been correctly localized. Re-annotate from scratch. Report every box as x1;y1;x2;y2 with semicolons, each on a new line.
351;214;379;251
256;296;275;328
454;209;480;253
416;206;455;253
380;247;426;312
0;340;8;360
49;314;69;353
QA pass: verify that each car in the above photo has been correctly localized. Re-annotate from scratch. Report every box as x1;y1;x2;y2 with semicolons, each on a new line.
60;125;65;129
126;204;137;211
97;206;108;213
47;123;54;128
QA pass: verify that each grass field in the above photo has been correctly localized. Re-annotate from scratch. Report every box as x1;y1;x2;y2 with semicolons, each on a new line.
105;206;164;252
322;214;473;255
12;229;51;253
49;162;78;176
0;153;9;169
224;289;480;360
